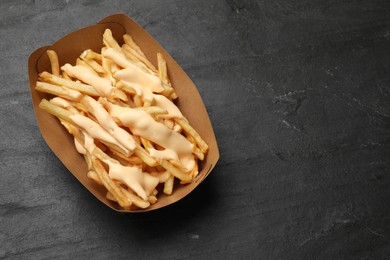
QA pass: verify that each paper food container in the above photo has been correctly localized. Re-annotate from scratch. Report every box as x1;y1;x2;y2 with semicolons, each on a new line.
28;13;219;212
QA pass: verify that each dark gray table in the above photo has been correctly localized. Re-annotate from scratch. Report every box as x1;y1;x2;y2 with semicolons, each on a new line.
2;0;390;259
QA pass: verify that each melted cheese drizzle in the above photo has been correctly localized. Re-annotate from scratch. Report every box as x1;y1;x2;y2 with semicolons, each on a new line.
102;159;159;200
153;94;183;119
69;114;129;155
62;64;115;97
106;103;195;171
148;147;179;161
103;48;164;93
83;96;136;152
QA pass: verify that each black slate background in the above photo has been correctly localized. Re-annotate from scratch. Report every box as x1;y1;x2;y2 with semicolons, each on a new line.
1;0;390;259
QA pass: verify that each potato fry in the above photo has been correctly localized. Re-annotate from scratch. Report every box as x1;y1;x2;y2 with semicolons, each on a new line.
116;81;137;95
190;159;199;179
133;94;143;107
157;53;177;99
163;174;174;195
61;71;71;80
121;46;143;64
36;81;82;101
39;99;75;123
80;56;105;74
46;50;60;76
140;137;153;150
175;118;208;153
109;148;144;165
92;158;131;209
39;71;99;96
134;145;158;167
159;159;191;182
84;154;93;170
106;192;117;202
163;119;174;130
157;53;169;86
76;58;98;75
87;170;103;185
122;44;157;73
81;49;102;62
123;34;144;56
148;195;157;204
120;188;150;209
103;29;121;51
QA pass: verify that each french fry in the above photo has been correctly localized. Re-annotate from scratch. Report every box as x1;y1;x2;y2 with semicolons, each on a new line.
46;50;60;76
36;81;82;101
134;145;158;167
109;148;144;165
123;34;144;55
106;192;117;202
121;46;143;64
163;174;174;195
101;50;114;82
133;94;143;107
39;71;99;96
84;154;93;170
116;81;137;95
39;99;75;123
175;118;208;153
80;56;105;74
103;29;121;51
111;88;129;102
140;137;153;150
157;53;177;99
190;159;199;179
186;134;205;160
157;53;169;86
122;44;157;73
92;158;132;209
168;159;187;172
76;58;98;75
163;119;174;130
81;49;102;62
148;195;157;204
159;159;191;182
120;188;150;209
87;170;103;185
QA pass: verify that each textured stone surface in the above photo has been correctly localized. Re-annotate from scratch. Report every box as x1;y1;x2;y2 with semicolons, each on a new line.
1;0;390;259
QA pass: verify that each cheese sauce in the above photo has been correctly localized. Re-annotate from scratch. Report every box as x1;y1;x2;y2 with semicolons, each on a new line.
153;94;184;119
82;96;136;152
102;158;159;200
103;48;164;93
106;103;195;171
69;113;129;155
62;64;115;97
148;147;179;161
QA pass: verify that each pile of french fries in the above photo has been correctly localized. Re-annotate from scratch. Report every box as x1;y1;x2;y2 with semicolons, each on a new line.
36;29;208;210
